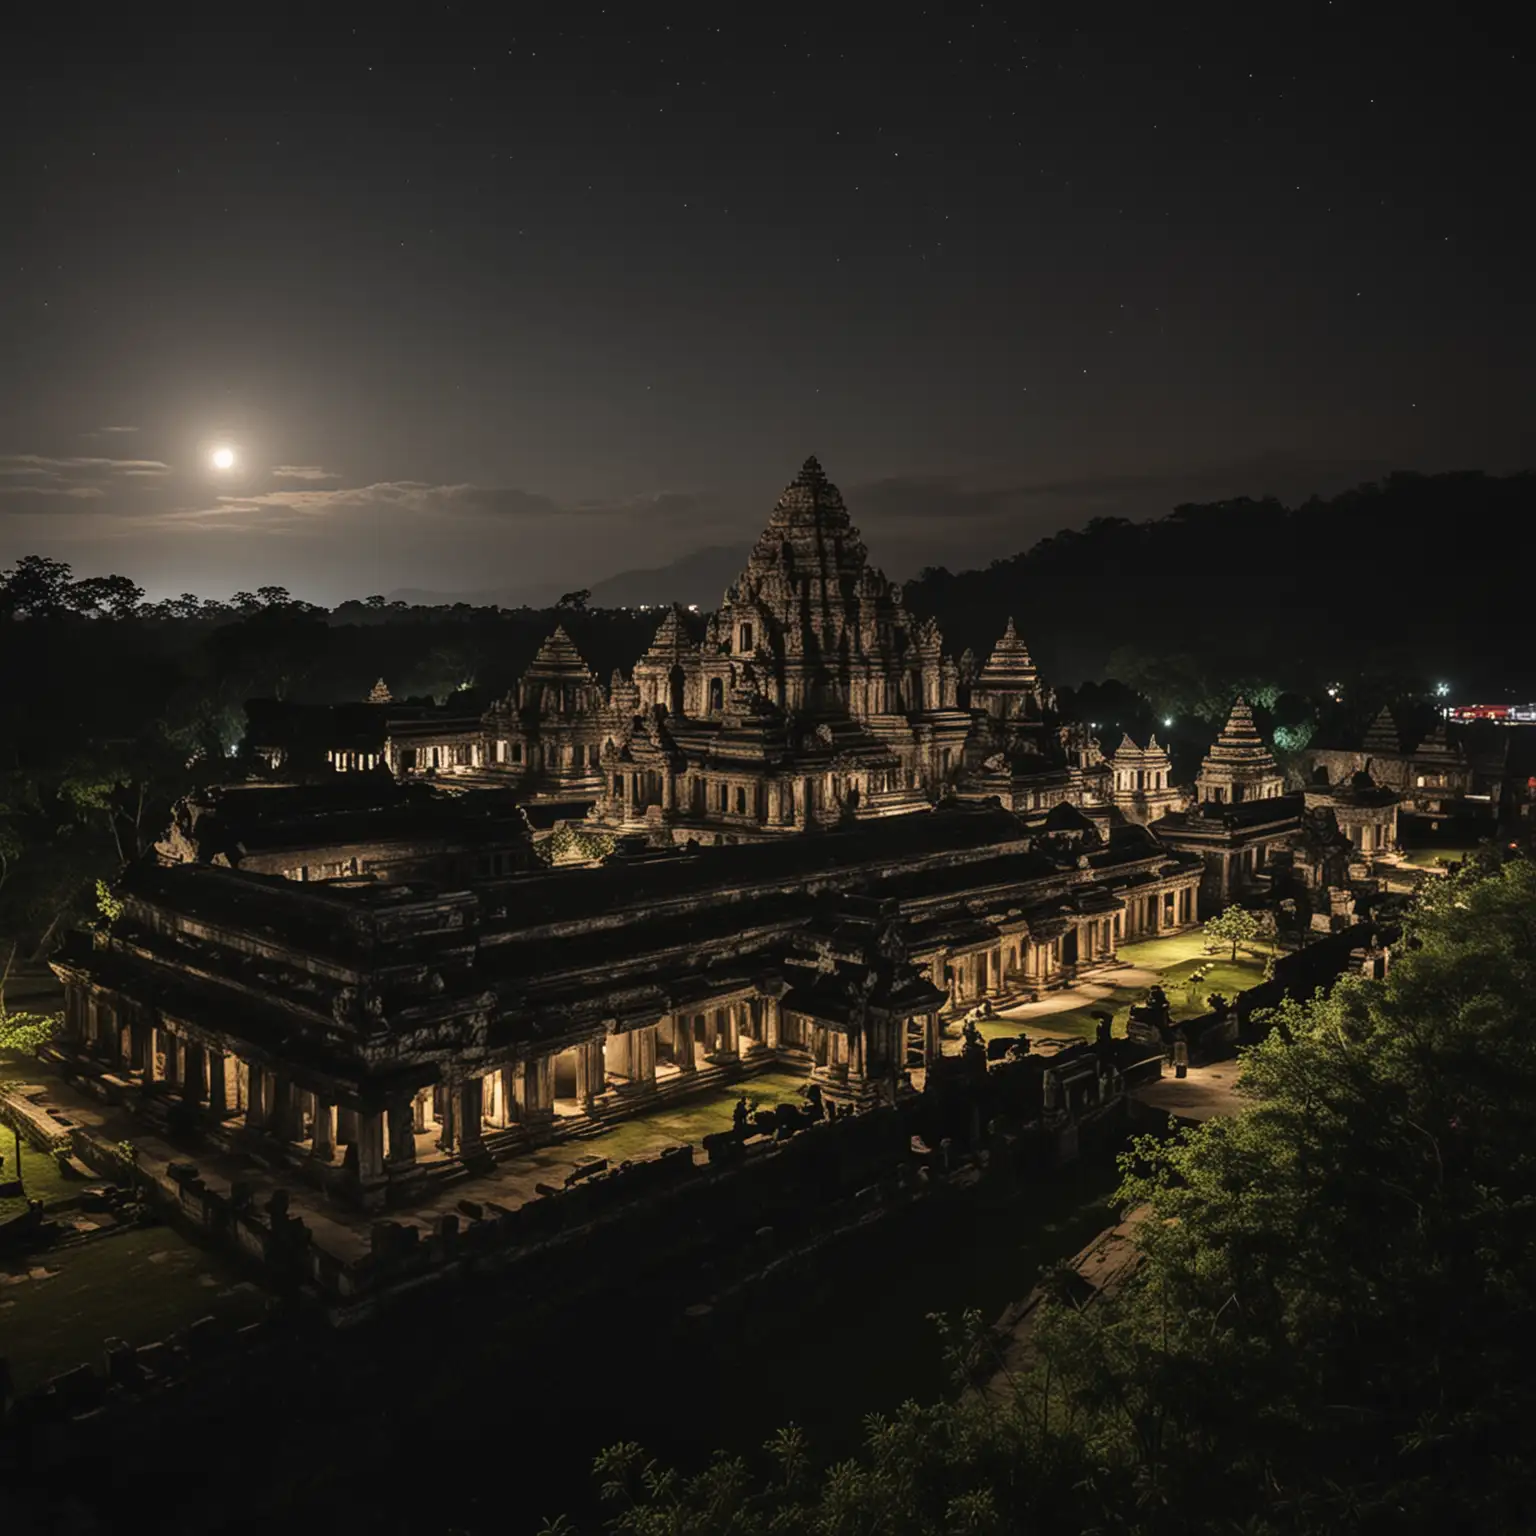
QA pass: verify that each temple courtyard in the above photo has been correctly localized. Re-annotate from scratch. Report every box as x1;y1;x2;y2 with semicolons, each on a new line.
960;933;1271;1048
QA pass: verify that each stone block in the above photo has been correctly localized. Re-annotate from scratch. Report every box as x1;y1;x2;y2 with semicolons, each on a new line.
49;1363;103;1415
103;1340;141;1387
134;1341;170;1377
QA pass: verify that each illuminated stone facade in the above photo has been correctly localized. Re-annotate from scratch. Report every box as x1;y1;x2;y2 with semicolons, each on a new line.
51;803;1202;1210
1106;732;1185;825
1195;697;1287;805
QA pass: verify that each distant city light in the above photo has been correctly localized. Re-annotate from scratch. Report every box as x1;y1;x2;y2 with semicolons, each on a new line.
688;603;699;612
1435;682;1450;697
211;446;236;470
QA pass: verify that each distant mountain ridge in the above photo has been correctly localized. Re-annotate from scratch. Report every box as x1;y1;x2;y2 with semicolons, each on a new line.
387;544;751;611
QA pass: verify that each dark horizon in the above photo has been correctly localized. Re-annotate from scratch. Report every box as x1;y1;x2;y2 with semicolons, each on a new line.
3;7;1532;604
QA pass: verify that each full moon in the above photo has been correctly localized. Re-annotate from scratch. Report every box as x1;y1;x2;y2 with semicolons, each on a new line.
211;446;236;470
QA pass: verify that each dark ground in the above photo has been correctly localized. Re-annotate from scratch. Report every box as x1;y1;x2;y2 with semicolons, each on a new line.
20;1150;1124;1535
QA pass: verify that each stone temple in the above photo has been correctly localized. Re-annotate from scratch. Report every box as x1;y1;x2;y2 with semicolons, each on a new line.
46;457;1412;1219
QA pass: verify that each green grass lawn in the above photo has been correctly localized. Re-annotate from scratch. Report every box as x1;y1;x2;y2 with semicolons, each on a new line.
583;1069;810;1161
0;1223;271;1393
0;1136;79;1216
972;940;1272;1046
1399;846;1478;869
1117;932;1216;971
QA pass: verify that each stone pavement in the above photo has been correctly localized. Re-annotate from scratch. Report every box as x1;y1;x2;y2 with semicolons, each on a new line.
1129;1058;1245;1123
996;966;1160;1030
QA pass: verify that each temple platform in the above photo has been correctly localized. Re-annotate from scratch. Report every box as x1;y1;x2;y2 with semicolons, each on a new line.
3;1057;818;1313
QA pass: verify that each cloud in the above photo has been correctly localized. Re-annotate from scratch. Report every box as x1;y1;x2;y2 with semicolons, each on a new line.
0;454;171;477
271;464;341;481
0;453;173;514
92;425;138;435
0;483;105;500
168;480;708;529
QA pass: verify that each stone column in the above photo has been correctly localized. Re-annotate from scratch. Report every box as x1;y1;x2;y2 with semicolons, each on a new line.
458;1078;485;1156
437;1079;459;1154
136;1021;156;1080
269;1076;299;1142
311;1098;335;1161
163;1033;182;1090
386;1097;416;1166
355;1111;387;1204
207;1050;228;1116
499;1066;519;1124
673;1016;697;1073
183;1042;207;1104
761;996;781;1051
245;1065;268;1129
573;1042;600;1107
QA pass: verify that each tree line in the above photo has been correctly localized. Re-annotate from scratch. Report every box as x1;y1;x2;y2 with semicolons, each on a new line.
907;470;1533;709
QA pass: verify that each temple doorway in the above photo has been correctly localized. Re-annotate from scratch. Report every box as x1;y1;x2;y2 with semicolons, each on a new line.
552;1047;582;1115
1062;927;1079;966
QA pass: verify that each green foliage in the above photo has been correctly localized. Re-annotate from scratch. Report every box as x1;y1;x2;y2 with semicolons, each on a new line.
545;824;618;866
0;1007;60;1053
95;879;124;922
1203;903;1260;961
548;857;1536;1535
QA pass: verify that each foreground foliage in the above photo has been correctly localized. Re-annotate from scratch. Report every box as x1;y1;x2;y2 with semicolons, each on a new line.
545;856;1536;1534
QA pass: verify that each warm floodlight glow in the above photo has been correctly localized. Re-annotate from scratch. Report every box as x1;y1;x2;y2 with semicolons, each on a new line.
211;446;236;470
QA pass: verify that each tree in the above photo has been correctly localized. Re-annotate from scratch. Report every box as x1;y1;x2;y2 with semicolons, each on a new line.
558;588;590;611
0;555;74;619
1203;902;1259;960
66;573;145;619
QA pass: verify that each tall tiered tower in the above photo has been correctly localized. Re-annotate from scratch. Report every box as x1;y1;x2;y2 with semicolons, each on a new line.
709;456;955;720
1196;697;1286;804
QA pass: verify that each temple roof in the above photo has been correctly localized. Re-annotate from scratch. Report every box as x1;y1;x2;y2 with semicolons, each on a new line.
640;604;699;664
1363;706;1401;755
761;455;853;537
1109;732;1171;765
1199;696;1281;779
1411;721;1463;763
523;624;600;684
975;617;1038;689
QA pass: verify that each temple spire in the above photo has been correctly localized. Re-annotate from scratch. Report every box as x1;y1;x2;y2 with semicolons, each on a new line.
1196;695;1284;805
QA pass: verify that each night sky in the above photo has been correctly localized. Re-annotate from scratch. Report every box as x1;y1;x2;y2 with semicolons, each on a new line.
2;6;1530;605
